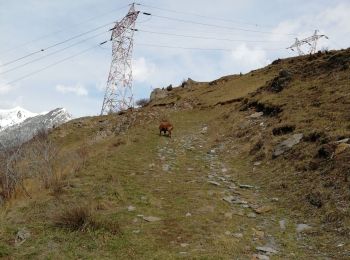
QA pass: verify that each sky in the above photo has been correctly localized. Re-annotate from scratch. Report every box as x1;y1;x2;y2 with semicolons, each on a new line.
0;0;349;117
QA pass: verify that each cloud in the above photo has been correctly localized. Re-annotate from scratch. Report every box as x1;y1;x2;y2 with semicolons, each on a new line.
230;44;271;73
55;83;88;96
133;57;157;83
0;82;12;94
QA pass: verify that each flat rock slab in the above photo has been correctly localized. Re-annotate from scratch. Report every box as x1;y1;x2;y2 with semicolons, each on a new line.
335;138;349;144
256;246;278;254
252;254;270;260
208;181;221;186
335;143;350;155
254;206;273;214
143;216;161;222
296;223;312;233
239;184;255;189
273;133;303;157
127;205;136;212
223;196;236;204
249;112;264;118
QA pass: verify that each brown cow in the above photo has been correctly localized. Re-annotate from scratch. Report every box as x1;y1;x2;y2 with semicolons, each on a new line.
159;121;173;138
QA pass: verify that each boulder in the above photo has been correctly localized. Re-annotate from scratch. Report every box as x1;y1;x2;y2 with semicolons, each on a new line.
273;133;303;157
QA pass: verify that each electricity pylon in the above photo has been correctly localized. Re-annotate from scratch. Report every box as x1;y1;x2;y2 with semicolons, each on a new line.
287;30;329;56
101;4;139;115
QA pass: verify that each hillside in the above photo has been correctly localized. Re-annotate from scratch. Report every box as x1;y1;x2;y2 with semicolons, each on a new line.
0;48;349;259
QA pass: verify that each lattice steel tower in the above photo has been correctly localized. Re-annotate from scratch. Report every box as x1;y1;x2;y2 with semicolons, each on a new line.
101;4;139;115
287;30;328;56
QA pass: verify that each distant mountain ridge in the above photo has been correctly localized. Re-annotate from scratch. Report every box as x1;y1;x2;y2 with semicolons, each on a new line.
0;107;72;147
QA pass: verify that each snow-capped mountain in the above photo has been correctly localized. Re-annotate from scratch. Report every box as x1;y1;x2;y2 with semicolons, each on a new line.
0;106;38;131
0;107;72;147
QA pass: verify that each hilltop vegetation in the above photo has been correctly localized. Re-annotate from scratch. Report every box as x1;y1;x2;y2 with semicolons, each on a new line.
0;48;349;259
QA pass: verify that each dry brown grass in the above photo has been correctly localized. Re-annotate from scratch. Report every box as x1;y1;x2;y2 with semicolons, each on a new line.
53;204;121;234
53;205;92;231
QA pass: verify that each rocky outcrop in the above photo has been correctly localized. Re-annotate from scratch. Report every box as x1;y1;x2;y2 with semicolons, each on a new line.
150;88;168;101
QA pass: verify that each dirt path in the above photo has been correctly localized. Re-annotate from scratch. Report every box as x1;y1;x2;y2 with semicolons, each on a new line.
114;112;318;259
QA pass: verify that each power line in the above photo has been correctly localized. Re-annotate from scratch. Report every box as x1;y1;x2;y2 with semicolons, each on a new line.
4;41;109;86
0;30;110;75
0;4;129;55
134;28;289;44
136;43;285;52
138;3;271;29
1;21;116;67
143;13;297;36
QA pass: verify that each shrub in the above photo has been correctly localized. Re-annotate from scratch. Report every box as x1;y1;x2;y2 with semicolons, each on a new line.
166;84;173;91
136;98;149;107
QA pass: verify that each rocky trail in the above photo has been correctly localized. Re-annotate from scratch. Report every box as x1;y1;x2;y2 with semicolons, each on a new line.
115;115;324;259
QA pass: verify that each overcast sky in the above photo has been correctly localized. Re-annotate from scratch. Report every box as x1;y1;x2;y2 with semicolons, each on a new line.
0;0;349;117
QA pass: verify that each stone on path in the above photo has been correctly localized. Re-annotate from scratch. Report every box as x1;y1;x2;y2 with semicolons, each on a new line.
335;143;350;155
252;254;270;260
143;216;161;222
127;205;135;212
247;213;257;218
254;206;272;214
239;184;255;189
222;196;235;204
208;181;221;186
335;138;349;144
162;164;170;172
249;112;264;119
15;227;31;246
296;223;312;233
256;246;278;254
233;233;243;238
279;219;286;230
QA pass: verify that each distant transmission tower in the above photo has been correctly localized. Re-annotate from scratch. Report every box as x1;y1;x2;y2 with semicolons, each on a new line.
287;30;328;56
101;4;139;115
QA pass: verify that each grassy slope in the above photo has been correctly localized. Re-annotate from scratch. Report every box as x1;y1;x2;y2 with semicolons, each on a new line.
1;48;350;259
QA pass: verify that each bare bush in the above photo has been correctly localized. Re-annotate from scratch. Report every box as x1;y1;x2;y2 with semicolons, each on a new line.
0;129;34;200
76;143;89;169
26;129;60;188
0;143;30;199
